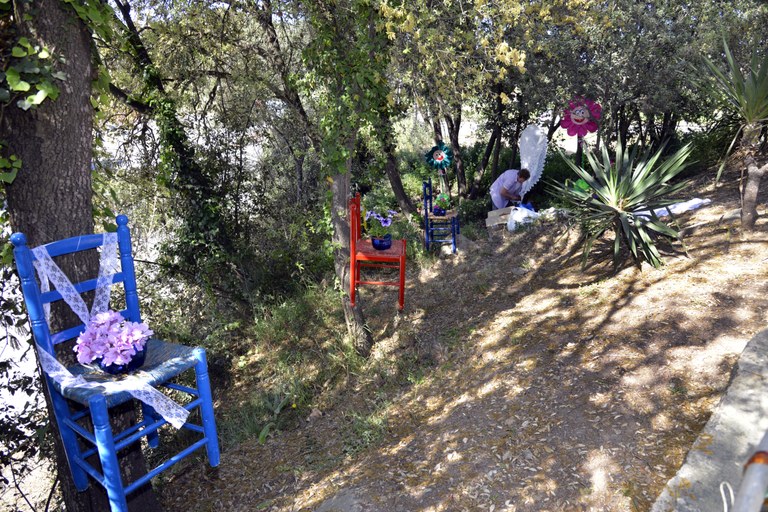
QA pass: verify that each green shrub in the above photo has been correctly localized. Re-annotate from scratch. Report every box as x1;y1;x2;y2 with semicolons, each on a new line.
547;142;694;269
457;197;491;223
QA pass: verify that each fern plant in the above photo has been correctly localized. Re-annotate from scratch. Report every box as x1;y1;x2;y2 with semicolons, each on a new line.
548;142;693;269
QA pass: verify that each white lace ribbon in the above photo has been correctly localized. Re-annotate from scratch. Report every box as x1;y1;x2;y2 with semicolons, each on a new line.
31;235;189;429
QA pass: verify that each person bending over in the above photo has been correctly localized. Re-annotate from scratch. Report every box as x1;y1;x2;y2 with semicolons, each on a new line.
490;168;530;209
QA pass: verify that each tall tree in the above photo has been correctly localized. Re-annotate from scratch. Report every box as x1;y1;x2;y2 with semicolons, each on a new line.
1;0;160;510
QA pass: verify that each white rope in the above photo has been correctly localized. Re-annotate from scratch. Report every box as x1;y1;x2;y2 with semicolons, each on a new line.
31;237;189;429
720;481;734;512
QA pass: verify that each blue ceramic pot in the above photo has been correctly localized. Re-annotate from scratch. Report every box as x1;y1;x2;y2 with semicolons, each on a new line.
98;346;147;375
372;234;392;251
433;207;446;216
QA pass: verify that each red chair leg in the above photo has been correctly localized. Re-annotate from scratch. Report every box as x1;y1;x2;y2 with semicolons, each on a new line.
350;257;357;306
398;241;406;310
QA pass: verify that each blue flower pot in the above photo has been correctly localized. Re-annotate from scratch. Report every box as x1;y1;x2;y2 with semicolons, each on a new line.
433;207;446;216
372;234;392;251
98;346;147;375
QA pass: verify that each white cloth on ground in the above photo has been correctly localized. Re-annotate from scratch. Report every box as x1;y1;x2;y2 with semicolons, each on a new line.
506;207;540;232
635;198;712;218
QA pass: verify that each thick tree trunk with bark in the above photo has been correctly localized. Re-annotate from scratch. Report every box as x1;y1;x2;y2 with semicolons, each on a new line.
3;1;160;510
330;168;373;357
741;155;767;230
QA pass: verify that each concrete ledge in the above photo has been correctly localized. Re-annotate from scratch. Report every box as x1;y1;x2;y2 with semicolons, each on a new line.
652;328;768;512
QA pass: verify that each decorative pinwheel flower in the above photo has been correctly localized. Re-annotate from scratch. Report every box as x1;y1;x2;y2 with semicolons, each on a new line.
425;141;453;174
561;97;602;137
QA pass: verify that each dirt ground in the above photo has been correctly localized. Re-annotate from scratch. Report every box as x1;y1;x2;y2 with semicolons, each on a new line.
162;167;768;512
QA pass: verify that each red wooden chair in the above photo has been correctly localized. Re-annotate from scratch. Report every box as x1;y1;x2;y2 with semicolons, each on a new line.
349;193;406;310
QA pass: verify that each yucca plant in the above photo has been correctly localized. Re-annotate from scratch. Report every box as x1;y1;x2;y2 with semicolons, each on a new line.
699;41;768;229
548;142;693;269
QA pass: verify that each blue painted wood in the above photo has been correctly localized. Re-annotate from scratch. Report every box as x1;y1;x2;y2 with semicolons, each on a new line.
11;215;221;512
422;178;460;253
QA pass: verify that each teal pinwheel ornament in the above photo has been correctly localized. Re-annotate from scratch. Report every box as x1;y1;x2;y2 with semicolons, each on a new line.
425;141;453;173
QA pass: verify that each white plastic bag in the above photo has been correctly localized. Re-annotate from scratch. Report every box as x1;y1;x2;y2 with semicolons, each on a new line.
506;207;539;232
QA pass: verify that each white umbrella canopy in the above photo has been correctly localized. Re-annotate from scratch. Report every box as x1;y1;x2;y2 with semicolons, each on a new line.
518;124;548;201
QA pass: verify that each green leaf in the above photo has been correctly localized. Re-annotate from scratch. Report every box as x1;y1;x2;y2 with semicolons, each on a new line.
6;68;30;91
1;243;15;267
26;89;49;106
51;71;67;81
36;80;59;100
11;46;26;58
16;98;32;110
0;168;18;183
17;37;31;49
38;48;50;59
0;88;9;102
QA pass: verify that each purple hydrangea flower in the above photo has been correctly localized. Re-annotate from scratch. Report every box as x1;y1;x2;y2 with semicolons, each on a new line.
74;310;154;367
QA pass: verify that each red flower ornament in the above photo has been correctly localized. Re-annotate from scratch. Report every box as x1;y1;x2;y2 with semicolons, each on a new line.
561;97;602;137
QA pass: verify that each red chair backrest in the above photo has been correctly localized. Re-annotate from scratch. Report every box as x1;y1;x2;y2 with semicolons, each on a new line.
349;193;362;253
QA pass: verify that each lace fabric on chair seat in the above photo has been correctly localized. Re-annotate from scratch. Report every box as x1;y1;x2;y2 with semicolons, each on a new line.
31;234;190;429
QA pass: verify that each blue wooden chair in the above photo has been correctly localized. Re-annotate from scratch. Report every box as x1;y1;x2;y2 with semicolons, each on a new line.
422;178;460;253
11;215;220;512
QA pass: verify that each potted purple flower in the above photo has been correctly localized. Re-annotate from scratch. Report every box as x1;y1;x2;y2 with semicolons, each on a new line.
365;208;397;250
74;310;153;374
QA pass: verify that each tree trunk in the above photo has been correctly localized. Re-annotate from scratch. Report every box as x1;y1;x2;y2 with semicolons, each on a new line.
546;112;560;141
330;165;373;357
383;133;416;215
491;127;502;181
3;1;160;510
508;112;524;170
431;115;443;143
741;155;767;231
444;112;466;197
468;127;498;199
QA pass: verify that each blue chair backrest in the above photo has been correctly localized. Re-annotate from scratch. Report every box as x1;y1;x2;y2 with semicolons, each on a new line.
11;215;141;359
423;178;433;209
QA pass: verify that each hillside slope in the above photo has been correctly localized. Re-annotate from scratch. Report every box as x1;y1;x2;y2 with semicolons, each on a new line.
163;169;768;512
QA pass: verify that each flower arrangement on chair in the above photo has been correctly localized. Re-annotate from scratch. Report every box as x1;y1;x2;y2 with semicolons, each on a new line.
74;310;153;373
433;193;451;216
364;208;397;250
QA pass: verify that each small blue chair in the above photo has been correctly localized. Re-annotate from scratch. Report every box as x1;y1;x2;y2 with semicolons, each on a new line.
11;215;220;512
423;178;460;253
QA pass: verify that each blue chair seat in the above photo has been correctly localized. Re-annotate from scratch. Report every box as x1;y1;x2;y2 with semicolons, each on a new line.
58;339;201;408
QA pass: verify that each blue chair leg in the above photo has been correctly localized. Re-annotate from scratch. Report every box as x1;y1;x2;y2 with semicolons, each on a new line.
141;403;161;448
451;217;457;253
89;395;128;512
194;348;221;467
50;386;90;491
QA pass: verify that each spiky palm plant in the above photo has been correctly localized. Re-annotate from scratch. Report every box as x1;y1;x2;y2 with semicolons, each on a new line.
700;41;768;229
548;142;693;269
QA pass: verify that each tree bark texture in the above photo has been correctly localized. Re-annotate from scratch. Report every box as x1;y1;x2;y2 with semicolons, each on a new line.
444;112;466;197
468;127;498;199
330;169;374;358
3;1;160;510
741;156;767;231
383;129;416;215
